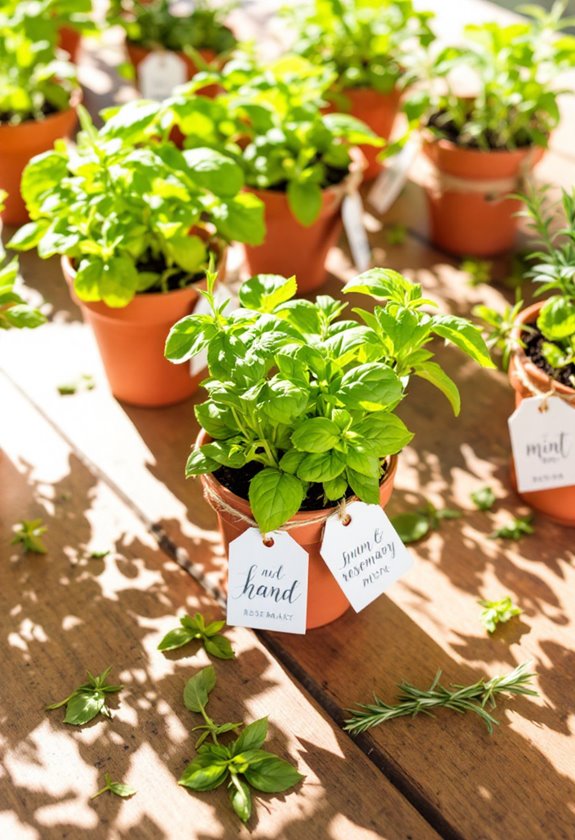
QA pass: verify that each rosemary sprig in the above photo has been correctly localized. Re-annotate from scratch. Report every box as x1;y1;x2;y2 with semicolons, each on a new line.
344;662;538;735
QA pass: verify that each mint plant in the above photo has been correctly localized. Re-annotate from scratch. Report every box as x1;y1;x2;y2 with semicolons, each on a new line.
165;268;493;533
108;0;236;56
0;1;78;124
405;2;575;150
9;103;264;307
166;54;383;225
286;0;435;96
179;667;303;823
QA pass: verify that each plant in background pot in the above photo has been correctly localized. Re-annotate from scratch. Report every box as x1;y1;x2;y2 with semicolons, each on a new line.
108;0;237;98
169;55;383;291
53;0;96;62
0;191;46;330
165;269;493;627
9;102;264;407
475;187;575;525
0;0;80;225
405;2;575;257
286;0;435;181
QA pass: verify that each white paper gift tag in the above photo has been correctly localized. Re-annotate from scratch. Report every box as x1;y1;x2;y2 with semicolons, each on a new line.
509;396;575;493
138;51;187;101
342;193;371;272
320;501;413;613
227;529;308;634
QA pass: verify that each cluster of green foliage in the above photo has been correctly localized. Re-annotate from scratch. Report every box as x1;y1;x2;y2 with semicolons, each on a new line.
166;54;382;225
179;666;303;823
405;2;575;150
9;104;264;307
52;0;96;38
286;0;435;95
108;0;237;55
158;613;235;659
165;268;493;533
0;0;78;124
0;192;46;330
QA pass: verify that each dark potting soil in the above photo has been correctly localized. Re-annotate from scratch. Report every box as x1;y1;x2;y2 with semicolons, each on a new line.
523;326;575;389
0;100;61;126
214;459;390;513
264;164;349;193
426;110;532;152
135;252;204;294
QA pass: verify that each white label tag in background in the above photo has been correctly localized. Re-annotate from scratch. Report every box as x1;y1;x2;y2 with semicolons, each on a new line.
320;501;413;613
138;51;187;101
227;529;308;634
509;396;575;493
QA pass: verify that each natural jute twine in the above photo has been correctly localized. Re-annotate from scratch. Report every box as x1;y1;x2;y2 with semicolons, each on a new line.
513;354;575;413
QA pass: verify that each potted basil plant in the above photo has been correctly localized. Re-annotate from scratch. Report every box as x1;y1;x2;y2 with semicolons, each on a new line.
108;0;237;98
165;268;493;628
405;2;575;256
9;102;265;407
169;55;383;291
0;0;80;225
53;0;96;62
287;0;436;181
475;187;575;526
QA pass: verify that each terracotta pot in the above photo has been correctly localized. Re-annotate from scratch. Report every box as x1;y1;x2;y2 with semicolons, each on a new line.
198;430;398;629
243;159;362;293
62;252;226;407
126;42;221;97
508;301;575;526
0;98;79;226
338;86;401;181
58;27;82;62
421;137;544;257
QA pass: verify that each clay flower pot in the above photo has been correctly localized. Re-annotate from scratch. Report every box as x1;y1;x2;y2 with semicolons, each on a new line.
243;158;363;294
0;97;79;226
126;43;221;97
62;252;226;407
421;136;544;257
58;27;82;62
338;86;401;182
198;429;398;629
508;301;575;526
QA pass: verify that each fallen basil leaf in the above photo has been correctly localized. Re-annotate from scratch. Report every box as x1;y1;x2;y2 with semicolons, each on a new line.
243;753;304;793
183;666;216;712
490;515;534;540
479;596;523;633
229;777;252;822
471;486;496;511
391;512;430;544
11;519;47;554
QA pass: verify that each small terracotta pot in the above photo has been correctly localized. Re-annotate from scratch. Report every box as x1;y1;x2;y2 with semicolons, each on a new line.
421;137;544;257
0;98;79;226
62;252;226;407
243;158;362;293
58;26;82;62
337;86;401;181
508;301;575;526
126;42;221;97
198;430;398;629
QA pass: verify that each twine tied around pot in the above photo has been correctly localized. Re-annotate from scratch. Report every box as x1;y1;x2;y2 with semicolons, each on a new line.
201;479;353;542
422;143;540;204
513;354;575;412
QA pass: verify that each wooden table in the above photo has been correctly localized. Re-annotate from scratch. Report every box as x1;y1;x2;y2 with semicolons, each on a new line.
2;2;575;838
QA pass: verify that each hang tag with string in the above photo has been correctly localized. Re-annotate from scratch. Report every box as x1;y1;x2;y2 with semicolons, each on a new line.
509;396;575;492
226;529;309;633
138;51;187;101
320;501;413;612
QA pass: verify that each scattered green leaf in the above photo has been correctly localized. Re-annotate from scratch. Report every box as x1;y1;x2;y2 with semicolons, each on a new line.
490;515;534;541
46;667;123;726
479;596;523;634
460;258;493;287
384;223;408;246
158;613;235;660
391;501;461;544
471;486;496;511
57;374;96;396
11;519;47;554
91;772;136;800
88;550;110;560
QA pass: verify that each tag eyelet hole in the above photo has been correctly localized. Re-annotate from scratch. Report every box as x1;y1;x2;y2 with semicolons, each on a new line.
341;514;352;527
262;536;275;548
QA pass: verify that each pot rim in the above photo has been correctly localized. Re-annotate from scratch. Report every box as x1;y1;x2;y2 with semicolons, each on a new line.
197;428;399;524
421;130;543;160
511;300;575;396
0;87;82;134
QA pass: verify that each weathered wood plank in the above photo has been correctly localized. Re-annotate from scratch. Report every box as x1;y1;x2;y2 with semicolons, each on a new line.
0;373;439;840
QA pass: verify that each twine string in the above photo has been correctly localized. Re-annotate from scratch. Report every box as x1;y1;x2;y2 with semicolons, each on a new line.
513;355;575;411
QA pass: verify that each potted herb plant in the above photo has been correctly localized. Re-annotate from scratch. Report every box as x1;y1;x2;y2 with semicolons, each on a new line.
475;187;575;525
165;268;494;627
108;0;236;98
287;0;435;181
9;102;265;407
0;192;45;329
169;55;383;291
405;3;575;256
0;1;80;225
52;0;96;62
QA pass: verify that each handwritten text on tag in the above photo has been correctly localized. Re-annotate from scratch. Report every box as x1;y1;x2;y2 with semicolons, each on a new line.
227;529;308;634
509;396;575;493
320;501;413;613
138;51;187;101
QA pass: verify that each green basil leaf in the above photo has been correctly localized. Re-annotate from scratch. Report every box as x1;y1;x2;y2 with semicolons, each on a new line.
229;777;252;822
538;297;575;341
391;512;430;544
471;486;496;511
248;468;305;533
165;315;216;363
339;363;403;411
430;314;495;368
287;180;322;226
413;361;461;416
231;717;268;756
323;474;348;501
346;468;380;505
291;417;340;453
183;666;216;713
343;268;423;306
183;147;245;197
185;447;221;476
204;635;235;660
296;450;346;482
212;192;266;246
243;753;304;793
353;413;413;455
179;755;229;791
204;619;226;636
345;449;380;478
64;692;106;725
108;782;137;798
157;627;194;652
239;274;297;312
